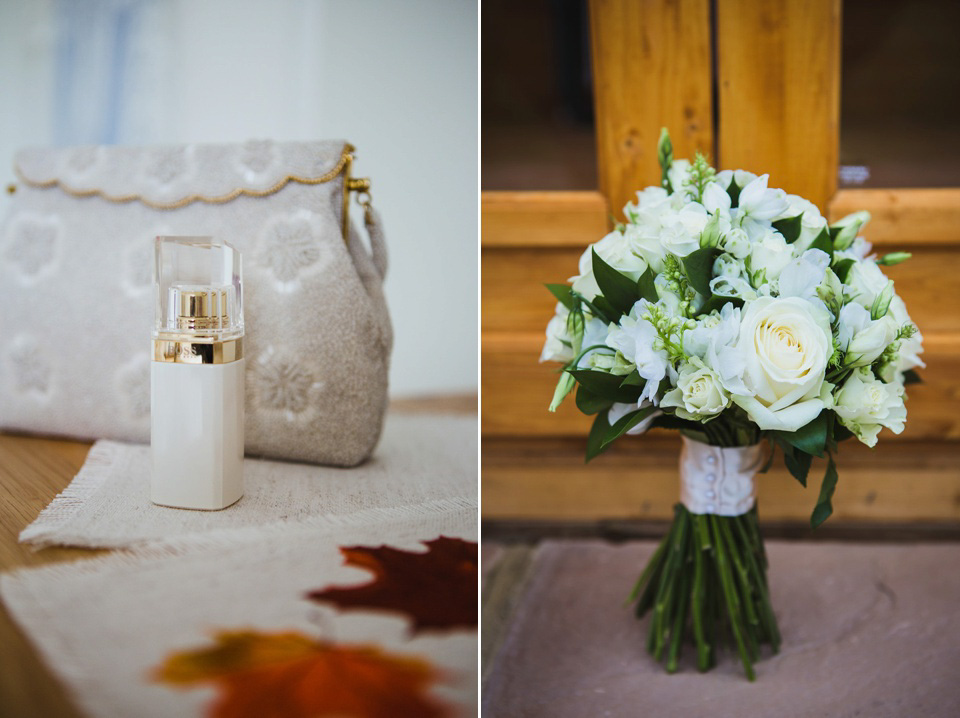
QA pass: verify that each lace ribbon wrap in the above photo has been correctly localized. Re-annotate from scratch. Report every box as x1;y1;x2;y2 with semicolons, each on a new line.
679;436;765;516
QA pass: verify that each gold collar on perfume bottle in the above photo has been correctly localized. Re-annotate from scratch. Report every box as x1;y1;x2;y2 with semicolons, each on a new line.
153;338;243;365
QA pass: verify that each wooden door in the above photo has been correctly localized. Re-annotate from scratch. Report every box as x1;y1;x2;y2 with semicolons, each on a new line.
482;0;960;528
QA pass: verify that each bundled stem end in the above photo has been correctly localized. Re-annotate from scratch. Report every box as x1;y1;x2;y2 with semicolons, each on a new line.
631;504;780;681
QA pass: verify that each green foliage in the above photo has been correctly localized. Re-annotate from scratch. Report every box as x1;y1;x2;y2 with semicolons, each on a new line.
808;226;834;260
575;383;615;415
902;369;922;385
569;369;642;403
592;248;640;316
832;257;855;283
683;247;722;296
769;410;829;458
772;213;803;244
811;454;839;528
544;283;574;309
637;267;659;303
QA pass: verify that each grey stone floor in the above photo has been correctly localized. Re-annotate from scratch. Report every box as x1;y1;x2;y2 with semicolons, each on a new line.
482;540;960;718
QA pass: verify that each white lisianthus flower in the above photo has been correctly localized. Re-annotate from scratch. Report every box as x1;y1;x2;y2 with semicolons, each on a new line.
624;185;671;220
845;259;890;311
540;304;575;363
735;174;790;240
730;296;833;431
668;159;692;195
624;224;668;273
577;316;613;368
833;368;907;447
682;303;748;396
748;229;794;283
777;249;830;307
539;305;609;366
723;227;752;259
661;357;730;420
836;303;898;367
778;195;829;253
715;169;759;193
889;295;925;371
659;204;709;258
608;400;662;435
570;230;647;301
710;274;758;301
606;299;669;405
702;182;732;215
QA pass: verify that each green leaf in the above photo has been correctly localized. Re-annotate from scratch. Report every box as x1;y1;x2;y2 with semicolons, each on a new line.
772;213;803;243
877;252;912;266
758;440;776;474
576;384;615;415
589;296;620;324
585;411;611;462
902;369;922;385
683;247;722;296
600;406;656;451
545;283;574;310
871;280;894;320
832;258;855;283
592;249;640;316
696;294;743;317
620;371;643;387
770;409;828;457
570;369;641;402
808;227;834;260
783;445;812;487
726;175;743;207
830;211;869;251
637;267;659;303
653;415;706;434
833;421;854;443
811;454;839;529
548;371;576;412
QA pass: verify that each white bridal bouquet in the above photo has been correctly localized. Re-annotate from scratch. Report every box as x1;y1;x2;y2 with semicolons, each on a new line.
541;129;924;680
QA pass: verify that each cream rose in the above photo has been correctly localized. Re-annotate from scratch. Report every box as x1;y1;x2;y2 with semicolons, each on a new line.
730;296;833;431
748;229;794;283
661;357;729;420
833;368;906;447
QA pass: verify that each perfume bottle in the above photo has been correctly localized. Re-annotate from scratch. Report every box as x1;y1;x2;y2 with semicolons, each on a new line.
151;237;244;510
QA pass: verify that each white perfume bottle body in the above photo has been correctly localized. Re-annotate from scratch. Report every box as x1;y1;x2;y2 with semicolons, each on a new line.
151;357;245;510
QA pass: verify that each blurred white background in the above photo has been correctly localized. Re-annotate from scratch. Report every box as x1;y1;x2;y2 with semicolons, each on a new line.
0;0;478;398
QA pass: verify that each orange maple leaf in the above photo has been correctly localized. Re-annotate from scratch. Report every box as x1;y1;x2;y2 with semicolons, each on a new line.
307;536;478;632
154;630;450;718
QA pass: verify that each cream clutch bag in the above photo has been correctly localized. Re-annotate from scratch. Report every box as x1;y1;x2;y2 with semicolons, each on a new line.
0;140;392;466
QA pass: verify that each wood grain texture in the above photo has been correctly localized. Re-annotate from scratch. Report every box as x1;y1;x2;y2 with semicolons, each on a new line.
716;0;841;209
589;0;713;219
0;434;96;718
482;436;960;522
481;191;610;248
482;244;960;335
483;331;960;439
829;188;960;246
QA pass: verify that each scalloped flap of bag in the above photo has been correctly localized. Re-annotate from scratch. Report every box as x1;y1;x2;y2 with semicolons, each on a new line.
14;139;351;207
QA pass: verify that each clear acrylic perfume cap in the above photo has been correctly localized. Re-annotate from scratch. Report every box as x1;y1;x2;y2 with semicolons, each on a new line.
154;237;243;339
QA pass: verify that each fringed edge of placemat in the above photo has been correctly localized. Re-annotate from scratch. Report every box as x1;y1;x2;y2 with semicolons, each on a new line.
18;440;122;548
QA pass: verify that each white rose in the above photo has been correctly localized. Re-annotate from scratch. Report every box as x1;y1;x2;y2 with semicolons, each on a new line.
625;224;667;273
624;186;671;220
748;229;794;283
834;368;906;447
570;231;647;301
735;174;790;240
661;357;729;420
845;259;890;310
730;296;833;431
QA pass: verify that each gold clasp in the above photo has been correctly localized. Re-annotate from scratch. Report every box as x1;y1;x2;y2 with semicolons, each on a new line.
340;149;373;243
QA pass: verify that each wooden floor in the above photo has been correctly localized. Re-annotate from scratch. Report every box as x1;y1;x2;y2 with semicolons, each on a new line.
0;394;476;718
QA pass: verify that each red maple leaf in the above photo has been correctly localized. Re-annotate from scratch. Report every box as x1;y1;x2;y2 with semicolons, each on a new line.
154;630;450;718
307;536;478;632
